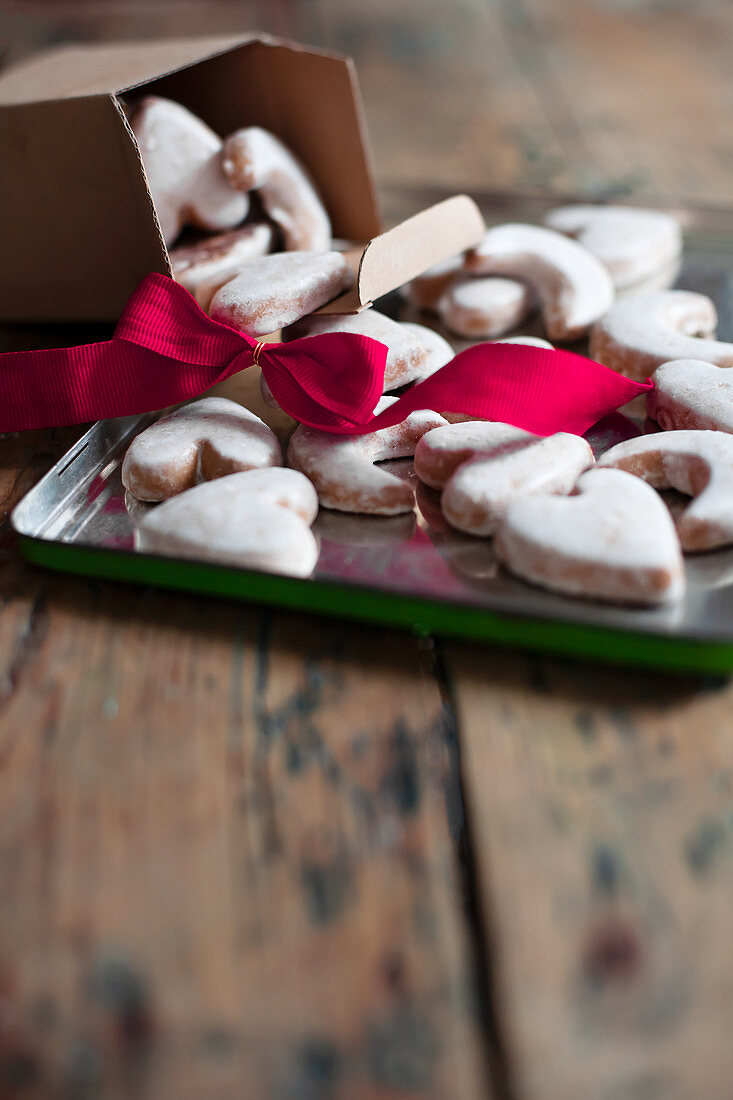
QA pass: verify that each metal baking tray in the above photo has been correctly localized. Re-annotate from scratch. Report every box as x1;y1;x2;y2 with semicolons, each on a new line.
11;195;733;673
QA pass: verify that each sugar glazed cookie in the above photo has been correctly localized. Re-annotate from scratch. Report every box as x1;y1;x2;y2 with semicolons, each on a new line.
170;223;274;308
209;252;353;336
130;97;248;246
415;422;594;536
414;422;534;490
399;323;455;380
223;127;331;251
648;360;733;433
437;276;535;339
122;397;282;501
590;291;733;381
599;429;733;551
544;205;682;290
287;398;448;514
136;468;319;577
495;468;685;605
464;223;614;341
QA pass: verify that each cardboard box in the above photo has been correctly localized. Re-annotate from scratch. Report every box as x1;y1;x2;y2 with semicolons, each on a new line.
0;35;485;324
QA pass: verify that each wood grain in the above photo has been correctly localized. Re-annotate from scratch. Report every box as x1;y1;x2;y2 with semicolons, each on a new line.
3;0;733;203
0;539;488;1096
1;2;733;1098
446;645;733;1100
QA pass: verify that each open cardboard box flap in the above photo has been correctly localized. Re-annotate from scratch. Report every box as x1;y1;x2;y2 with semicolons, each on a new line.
0;35;486;326
322;195;486;314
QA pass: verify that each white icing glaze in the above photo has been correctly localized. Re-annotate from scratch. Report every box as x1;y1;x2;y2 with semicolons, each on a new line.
170;223;274;307
464;223;615;341
287;397;448;514
399;323;454;380
222;127;331;251
442;432;595;536
414;421;535;490
437;276;534;338
648;359;733;433
121;396;282;501
286;308;428;389
495;468;685;605
136;468;319;577
130;97;248;246
544;205;682;289
589;291;732;381
209;252;353;336
598;428;733;551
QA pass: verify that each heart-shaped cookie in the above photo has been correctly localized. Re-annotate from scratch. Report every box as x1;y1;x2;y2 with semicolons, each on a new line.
648;359;733;433
209;251;353;337
599;429;733;551
136;468;319;577
495;468;685;605
122;397;282;502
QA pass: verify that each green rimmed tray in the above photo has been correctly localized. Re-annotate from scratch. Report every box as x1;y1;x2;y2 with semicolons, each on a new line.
11;193;733;674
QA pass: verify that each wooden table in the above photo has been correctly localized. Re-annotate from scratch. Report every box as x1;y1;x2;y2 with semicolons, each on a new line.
1;3;733;1098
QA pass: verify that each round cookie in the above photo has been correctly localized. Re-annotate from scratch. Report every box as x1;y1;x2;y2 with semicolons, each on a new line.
437;276;535;339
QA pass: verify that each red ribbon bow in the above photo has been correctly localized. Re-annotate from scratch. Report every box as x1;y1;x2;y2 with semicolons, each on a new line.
0;273;649;435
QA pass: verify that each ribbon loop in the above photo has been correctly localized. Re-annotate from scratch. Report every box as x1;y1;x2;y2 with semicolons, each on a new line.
0;272;651;436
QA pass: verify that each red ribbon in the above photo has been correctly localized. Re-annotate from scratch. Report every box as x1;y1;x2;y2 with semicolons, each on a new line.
0;273;650;435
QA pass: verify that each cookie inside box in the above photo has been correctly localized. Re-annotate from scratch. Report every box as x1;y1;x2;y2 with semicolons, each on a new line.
0;34;383;323
0;34;488;327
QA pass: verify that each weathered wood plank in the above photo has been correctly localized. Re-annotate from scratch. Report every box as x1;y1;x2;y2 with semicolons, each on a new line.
500;0;733;204
5;0;733;204
445;644;733;1100
0;422;489;1098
